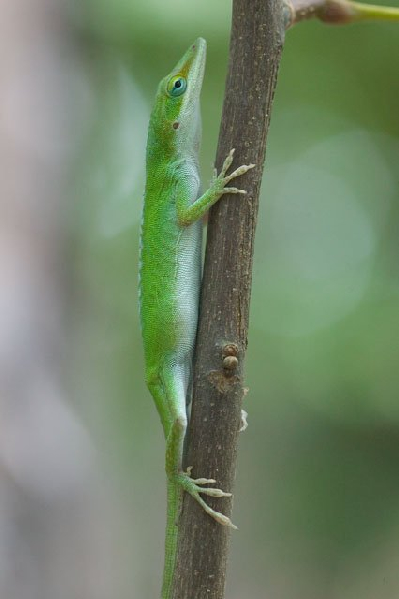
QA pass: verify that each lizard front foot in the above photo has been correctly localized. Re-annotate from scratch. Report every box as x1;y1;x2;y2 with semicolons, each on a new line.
175;467;237;529
211;148;255;196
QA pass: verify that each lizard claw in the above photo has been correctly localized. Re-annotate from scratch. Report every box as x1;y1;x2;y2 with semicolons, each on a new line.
191;477;217;484
217;149;256;195
222;187;247;195
220;148;236;176
176;468;237;529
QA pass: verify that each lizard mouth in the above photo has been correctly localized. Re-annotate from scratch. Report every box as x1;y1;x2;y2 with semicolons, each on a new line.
173;37;207;107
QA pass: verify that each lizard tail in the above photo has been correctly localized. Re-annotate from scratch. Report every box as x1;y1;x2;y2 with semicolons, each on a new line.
161;479;180;599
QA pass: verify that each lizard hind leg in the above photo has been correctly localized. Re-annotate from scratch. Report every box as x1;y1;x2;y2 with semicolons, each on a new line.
164;369;237;529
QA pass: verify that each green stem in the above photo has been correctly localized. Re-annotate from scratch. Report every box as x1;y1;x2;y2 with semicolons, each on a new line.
349;0;399;21
285;0;399;25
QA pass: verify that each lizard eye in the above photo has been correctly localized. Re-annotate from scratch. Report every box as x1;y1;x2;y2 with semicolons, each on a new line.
167;76;187;97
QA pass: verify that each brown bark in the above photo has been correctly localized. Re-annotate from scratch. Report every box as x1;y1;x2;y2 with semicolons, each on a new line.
171;0;285;597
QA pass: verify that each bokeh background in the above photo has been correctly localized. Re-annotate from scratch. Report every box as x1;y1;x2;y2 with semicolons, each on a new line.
1;0;398;597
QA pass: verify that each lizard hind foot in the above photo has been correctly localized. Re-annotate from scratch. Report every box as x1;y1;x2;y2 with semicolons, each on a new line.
176;468;237;529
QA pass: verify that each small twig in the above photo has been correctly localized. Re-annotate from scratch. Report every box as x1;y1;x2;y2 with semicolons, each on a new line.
284;0;399;27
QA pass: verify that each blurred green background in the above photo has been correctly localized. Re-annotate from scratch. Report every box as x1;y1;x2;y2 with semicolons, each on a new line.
67;0;399;597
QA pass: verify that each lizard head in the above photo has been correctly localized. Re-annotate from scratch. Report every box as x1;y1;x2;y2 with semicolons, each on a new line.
148;38;207;160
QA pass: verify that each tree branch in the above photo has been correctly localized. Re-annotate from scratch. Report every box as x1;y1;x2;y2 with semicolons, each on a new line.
171;0;285;597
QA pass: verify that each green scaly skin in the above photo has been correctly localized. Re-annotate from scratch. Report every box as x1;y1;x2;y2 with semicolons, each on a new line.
139;38;254;598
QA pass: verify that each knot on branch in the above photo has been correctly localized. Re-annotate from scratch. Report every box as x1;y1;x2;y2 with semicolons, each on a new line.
206;343;240;392
222;343;239;375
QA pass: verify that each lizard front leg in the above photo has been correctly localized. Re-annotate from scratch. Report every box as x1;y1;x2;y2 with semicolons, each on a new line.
176;148;255;226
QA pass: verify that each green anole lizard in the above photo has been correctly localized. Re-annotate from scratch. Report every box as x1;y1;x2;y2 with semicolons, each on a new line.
139;37;254;598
